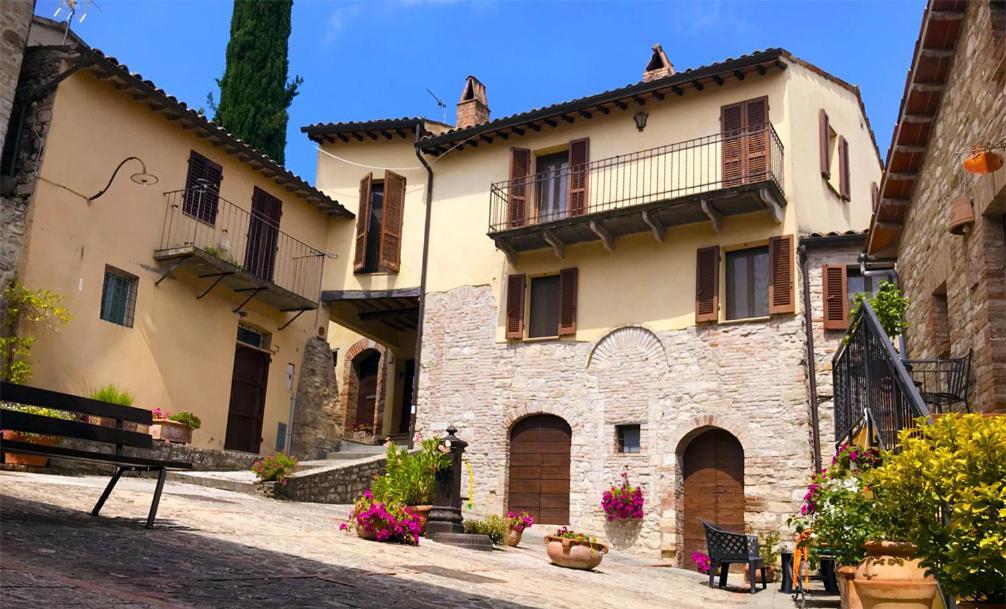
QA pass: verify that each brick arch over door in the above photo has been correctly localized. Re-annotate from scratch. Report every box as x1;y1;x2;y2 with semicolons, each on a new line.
340;339;388;436
679;427;745;571
507;414;572;525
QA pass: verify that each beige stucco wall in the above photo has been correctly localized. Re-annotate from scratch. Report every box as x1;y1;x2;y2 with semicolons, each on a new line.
17;67;336;455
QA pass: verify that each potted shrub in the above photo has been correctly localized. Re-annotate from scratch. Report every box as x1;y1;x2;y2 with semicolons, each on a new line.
868;414;1006;609
251;452;297;498
744;532;780;584
601;470;644;521
149;408;201;444
544;527;608;570
1;405;73;467
503;511;534;547
340;489;422;544
369;437;449;535
463;514;508;546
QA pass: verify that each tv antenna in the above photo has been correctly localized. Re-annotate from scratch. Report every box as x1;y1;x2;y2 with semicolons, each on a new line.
53;0;100;43
426;88;447;124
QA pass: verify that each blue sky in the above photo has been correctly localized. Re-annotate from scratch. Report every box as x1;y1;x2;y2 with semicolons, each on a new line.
35;0;924;183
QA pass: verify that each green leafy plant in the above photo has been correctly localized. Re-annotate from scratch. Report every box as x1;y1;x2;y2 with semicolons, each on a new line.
89;384;134;406
1;403;74;444
371;438;450;506
168;411;202;430
867;414;1006;603
758;532;781;567
1;279;71;383
850;280;909;339
251;452;298;484
463;515;509;545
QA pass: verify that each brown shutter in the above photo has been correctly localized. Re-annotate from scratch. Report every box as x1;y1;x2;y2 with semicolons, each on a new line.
183;151;223;224
558;267;578;336
505;274;526;339
819;109;831;178
695;245;720;323
822;265;849;331
354;173;372;272
838;136;850;201
870;182;879;212
768;235;795;314
743;97;769;180
379;170;406;272
720;103;744;187
568;139;589;217
508;148;531;227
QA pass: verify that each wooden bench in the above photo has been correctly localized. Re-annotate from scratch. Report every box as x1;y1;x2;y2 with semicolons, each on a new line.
0;381;191;528
701;519;766;593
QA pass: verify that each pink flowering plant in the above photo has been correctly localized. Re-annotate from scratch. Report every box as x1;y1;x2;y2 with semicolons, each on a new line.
251;452;298;485
340;489;422;545
690;551;712;574
505;511;534;533
601;470;644;521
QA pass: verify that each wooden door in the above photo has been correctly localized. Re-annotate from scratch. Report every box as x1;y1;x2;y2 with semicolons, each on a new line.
507;415;571;524
397;359;415;434
352;351;380;431
224;345;270;453
682;429;745;570
245;188;282;281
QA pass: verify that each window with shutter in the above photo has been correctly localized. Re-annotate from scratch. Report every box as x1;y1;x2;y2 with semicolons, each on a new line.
822;265;849;330
528;275;561;338
721;97;769;187
379;170;405;273
183;151;223;224
838;136;850;201
871;182;879;212
506;274;526;339
819;110;831;179
558;267;578;336
768;235;795;314
725;246;769;320
568;139;589;217
508;148;531;228
354;173;373;273
720;104;744;188
695;245;720;323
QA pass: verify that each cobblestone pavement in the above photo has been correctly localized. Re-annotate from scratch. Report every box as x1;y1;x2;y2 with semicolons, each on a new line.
0;472;837;608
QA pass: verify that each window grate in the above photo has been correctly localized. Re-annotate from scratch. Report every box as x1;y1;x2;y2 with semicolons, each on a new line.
99;266;138;327
616;424;641;454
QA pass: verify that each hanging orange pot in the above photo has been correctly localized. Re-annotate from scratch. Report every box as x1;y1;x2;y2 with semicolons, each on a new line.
962;147;1004;175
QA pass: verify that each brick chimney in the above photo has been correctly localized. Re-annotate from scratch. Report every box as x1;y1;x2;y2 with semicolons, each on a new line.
642;44;675;82
456;75;490;129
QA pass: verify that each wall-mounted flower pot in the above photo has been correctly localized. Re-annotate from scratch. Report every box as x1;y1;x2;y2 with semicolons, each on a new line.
948;195;976;235
963;148;1004;175
150;419;192;444
544;536;608;570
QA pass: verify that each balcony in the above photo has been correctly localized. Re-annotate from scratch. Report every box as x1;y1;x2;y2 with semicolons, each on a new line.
488;125;785;259
154;188;324;316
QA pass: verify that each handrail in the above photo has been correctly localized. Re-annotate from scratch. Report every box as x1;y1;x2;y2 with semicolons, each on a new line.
832;301;931;450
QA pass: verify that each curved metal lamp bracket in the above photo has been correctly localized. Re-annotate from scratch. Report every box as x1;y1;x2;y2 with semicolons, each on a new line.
87;156;158;204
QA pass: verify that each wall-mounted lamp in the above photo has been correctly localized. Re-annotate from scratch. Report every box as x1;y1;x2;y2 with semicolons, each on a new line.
633;111;649;132
87;156;159;204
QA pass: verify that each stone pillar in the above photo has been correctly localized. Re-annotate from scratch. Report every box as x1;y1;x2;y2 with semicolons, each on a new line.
290;335;341;459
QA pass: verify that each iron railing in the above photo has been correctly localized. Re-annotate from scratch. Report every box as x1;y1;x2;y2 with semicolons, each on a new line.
488;124;784;233
903;351;972;414
832;302;931;449
158;188;324;303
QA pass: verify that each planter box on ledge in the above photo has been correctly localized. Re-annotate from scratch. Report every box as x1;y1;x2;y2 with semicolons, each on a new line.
150;419;192;444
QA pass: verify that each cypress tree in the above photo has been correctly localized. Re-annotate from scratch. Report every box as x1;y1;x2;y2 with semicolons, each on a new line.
214;0;302;163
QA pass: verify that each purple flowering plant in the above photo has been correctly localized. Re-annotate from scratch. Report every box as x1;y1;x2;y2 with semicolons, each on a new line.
600;470;644;521
690;551;712;574
505;511;534;533
339;489;422;545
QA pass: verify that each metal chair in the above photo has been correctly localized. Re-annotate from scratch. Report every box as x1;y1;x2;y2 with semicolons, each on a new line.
905;350;972;414
701;520;766;593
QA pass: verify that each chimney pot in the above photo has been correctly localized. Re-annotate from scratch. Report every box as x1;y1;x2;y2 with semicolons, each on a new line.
456;75;490;129
643;44;675;82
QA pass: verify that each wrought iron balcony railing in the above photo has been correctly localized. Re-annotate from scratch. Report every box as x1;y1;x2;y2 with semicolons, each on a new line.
155;188;324;310
832;302;931;450
488;124;784;235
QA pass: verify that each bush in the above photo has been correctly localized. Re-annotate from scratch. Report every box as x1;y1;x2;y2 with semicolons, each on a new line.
340;490;421;544
168;411;201;430
464;515;509;545
371;437;450;506
251;452;297;484
89;385;134;406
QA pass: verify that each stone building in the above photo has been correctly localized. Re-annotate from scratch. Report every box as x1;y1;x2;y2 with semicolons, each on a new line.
308;46;883;561
866;0;1006;413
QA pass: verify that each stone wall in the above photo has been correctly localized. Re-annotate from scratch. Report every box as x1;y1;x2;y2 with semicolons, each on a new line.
37;439;260;475
276;454;385;504
0;1;33;150
896;1;1006;413
415;284;815;560
290;335;342;460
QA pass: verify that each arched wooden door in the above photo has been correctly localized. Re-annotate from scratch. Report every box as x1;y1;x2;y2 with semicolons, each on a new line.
682;428;745;570
508;415;571;525
352;351;380;431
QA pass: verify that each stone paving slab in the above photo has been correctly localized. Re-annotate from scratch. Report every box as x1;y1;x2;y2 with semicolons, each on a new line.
0;472;837;608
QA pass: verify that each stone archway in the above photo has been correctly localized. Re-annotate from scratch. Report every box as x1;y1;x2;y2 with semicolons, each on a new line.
341;339;388;440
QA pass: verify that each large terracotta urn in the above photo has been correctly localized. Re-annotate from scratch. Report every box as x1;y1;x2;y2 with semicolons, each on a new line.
852;541;938;609
837;565;862;609
544;535;608;570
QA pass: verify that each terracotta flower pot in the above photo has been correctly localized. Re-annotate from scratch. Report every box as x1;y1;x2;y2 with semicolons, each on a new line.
150;419;192;444
743;564;777;584
851;541;937;609
855;579;938;609
2;430;55;467
854;541;934;582
407;505;432;536
357;527;377;541
963;148;1004;175
544;535;608;570
503;528;523;547
837;565;863;609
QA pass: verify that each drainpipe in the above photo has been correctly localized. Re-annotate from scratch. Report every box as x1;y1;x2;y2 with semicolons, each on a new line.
857;253;907;355
408;125;435;450
798;243;823;473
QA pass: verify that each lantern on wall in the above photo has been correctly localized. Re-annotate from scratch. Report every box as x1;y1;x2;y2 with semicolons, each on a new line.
947;194;975;235
962;146;1004;175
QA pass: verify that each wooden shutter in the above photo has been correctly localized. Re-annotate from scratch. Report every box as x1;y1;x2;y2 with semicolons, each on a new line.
768;235;795;314
822;265;849;331
354;173;372;272
743;97;769;181
819;109;831;178
183;151;223;224
568;139;589;217
720;103;744;188
695;246;720;323
838;136;850;201
508;148;531;227
506;274;526;339
870;182;879;212
558;267;578;336
379;170;406;272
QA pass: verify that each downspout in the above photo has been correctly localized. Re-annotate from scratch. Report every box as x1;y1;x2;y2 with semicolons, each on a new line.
799;243;823;473
408;125;435;450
